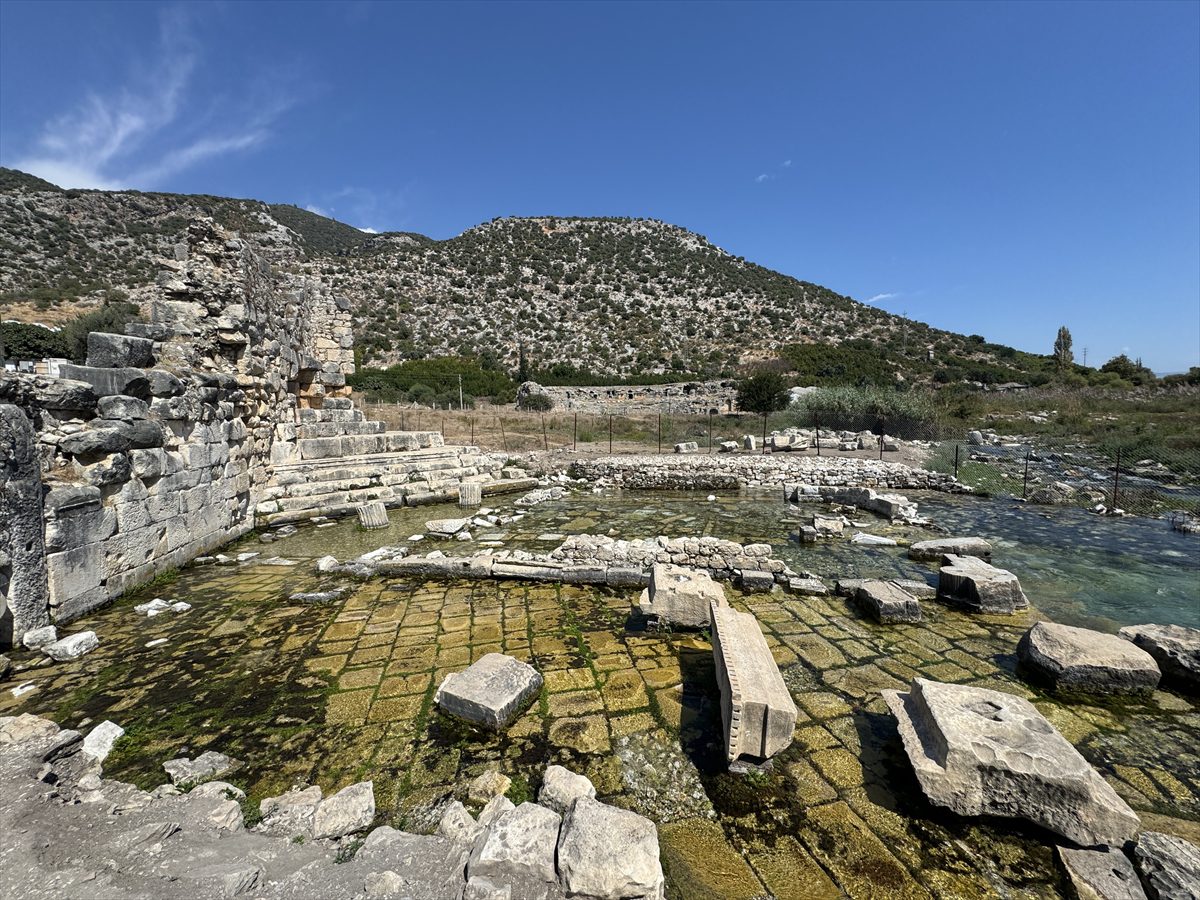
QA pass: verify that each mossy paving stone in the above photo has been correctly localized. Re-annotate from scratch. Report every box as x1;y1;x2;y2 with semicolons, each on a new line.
547;689;605;717
543;667;596;692
747;835;840;900
547;715;610;753
788;633;848;669
602;670;650;712
822;663;906;699
659;818;766;900
804;801;931;899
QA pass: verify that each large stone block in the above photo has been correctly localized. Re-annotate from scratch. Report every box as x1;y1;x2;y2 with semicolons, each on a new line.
469;802;561;885
1118;624;1200;695
856;580;922;624
435;653;543;731
57;365;152;400
711;601;797;763
1018;621;1160;695
909;537;992;562
883;678;1140;847
1133;831;1200;900
356;501;389;530
1056;846;1147;900
938;554;1028;613
86;332;155;369
45;543;104;615
637;564;724;628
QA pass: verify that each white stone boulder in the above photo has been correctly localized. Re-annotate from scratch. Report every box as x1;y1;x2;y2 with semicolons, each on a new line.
312;780;375;839
557;797;664;900
438;800;485;846
43;631;99;661
938;554;1029;613
711;601;797;763
436;653;543;731
909;537;992;562
1057;846;1147;900
82;720;124;763
856;580;922;624
1018;621;1160;695
164;750;242;787
21;625;57;650
1119;624;1200;695
1133;831;1200;900
469;802;561;884
538;765;596;815
258;784;323;837
637;564;725;629
673;441;698;453
426;517;471;536
883;678;1140;847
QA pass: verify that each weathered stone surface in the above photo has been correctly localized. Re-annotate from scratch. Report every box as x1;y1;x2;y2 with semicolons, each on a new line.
43;631;99;661
856;580;922;624
163;750;242;787
459;482;483;507
738;569;776;592
909;536;992;561
469;802;561;884
82;720;124;763
96;394;150;421
469;770;512;803
1119;624;1200;695
1057;846;1147;900
435;653;543;731
557;797;664;900
538;765;596;815
21;624;56;650
356;501;389;530
883;678;1140;847
426;517;471;536
1019;621;1160;695
938;553;1029;613
57;364;152;400
438;800;485;846
1133;831;1200;900
0;404;51;646
673;441;699;453
86;332;155;369
257;784;323;837
312;780;375;839
637;564;724;628
711;601;797;763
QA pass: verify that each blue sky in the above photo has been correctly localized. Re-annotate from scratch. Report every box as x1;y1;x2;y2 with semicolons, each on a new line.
2;1;1197;373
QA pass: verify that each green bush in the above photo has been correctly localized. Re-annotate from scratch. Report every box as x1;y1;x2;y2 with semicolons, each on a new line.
791;385;941;436
519;393;554;412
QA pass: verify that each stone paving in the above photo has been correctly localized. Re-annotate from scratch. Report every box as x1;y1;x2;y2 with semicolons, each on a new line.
2;532;1198;898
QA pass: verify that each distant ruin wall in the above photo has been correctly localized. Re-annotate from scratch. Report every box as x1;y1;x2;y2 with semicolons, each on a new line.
540;380;738;415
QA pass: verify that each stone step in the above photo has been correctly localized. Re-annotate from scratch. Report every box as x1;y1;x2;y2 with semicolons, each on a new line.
297;420;386;440
296;431;445;460
297;407;366;424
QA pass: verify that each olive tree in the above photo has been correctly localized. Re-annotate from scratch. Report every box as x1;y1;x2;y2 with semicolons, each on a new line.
736;370;790;452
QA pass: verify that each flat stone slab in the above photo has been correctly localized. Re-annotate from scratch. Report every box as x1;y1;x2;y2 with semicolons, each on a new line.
909;537;992;561
435;653;543;731
1133;831;1200;900
426;518;470;536
1057;846;1147;900
1018;621;1160;695
43;631;99;662
883;678;1140;847
856;580;922;624
163;750;242;787
938;554;1029;614
1119;624;1200;695
638;564;725;628
711;600;797;763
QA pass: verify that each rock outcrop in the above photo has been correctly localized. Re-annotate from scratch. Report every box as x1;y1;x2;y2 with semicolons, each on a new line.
883;678;1140;847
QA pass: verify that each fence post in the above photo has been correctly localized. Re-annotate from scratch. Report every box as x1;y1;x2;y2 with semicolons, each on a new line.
541;415;549;451
708;410;713;453
657;413;662;455
608;415;613;454
1112;448;1122;511
499;415;508;453
953;443;960;478
572;413;577;451
470;418;475;445
1022;449;1031;500
814;414;821;457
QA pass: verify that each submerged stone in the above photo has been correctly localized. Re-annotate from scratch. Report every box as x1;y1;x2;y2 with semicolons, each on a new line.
938;554;1029;613
883;677;1140;847
1133;831;1200;900
855;580;922;624
435;653;543;731
1057;846;1147;900
1018;621;1160;695
909;536;992;561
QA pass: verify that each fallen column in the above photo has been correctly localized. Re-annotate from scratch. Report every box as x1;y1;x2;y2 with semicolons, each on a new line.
355;501;389;530
710;600;797;765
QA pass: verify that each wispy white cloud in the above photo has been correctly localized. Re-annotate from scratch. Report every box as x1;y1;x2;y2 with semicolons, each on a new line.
359;226;379;234
864;292;899;304
782;159;792;167
755;173;770;183
6;9;289;190
305;203;330;216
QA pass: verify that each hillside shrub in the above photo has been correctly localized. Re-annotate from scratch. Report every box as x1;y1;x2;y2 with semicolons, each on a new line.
790;385;942;437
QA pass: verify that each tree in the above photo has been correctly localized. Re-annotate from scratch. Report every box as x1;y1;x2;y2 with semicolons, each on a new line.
1099;354;1156;387
517;342;530;383
1053;326;1074;369
736;370;790;452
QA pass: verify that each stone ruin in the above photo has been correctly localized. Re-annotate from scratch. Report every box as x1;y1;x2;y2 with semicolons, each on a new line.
0;216;523;646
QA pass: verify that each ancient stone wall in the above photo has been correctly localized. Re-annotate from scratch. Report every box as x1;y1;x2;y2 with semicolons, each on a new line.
540;380;738;415
0;216;500;639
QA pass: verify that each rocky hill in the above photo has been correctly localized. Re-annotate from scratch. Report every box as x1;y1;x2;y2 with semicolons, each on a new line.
0;168;1047;383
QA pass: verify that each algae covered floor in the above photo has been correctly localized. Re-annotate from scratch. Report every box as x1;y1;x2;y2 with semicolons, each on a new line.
2;549;1199;899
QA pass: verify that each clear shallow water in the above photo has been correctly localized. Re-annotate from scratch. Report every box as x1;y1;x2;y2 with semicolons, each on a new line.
265;487;1200;632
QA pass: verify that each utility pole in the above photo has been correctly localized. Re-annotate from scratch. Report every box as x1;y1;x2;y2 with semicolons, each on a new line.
458;374;464;411
1083;347;1088;367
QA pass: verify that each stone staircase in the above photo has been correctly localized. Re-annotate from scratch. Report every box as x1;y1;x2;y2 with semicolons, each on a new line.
257;399;534;526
